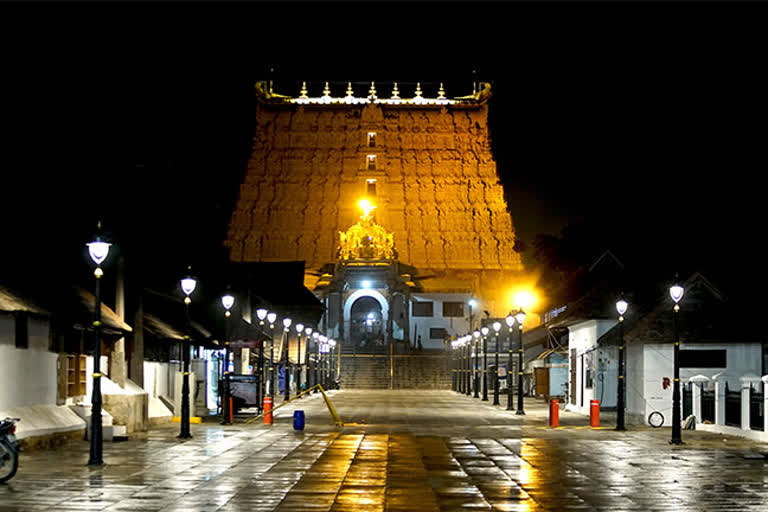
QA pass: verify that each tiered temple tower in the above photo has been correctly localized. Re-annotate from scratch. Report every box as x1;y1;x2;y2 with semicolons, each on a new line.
226;80;523;349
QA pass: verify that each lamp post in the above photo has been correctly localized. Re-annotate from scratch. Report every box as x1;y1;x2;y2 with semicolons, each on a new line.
295;323;304;396
220;292;235;425
616;297;628;431
492;321;501;405
86;226;111;466
267;312;277;397
670;280;685;445
465;336;472;396
329;339;337;387
282;317;292;401
179;269;197;439
467;333;480;398
256;308;268;408
481;327;489;401
505;313;516;411
318;334;327;388
312;332;320;392
515;308;526;415
451;339;457;392
304;327;313;389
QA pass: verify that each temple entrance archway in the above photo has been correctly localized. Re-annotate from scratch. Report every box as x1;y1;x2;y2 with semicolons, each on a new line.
343;289;389;351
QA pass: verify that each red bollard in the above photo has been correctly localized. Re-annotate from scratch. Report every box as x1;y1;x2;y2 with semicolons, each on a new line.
229;397;233;424
590;399;600;427
263;396;273;425
549;399;559;427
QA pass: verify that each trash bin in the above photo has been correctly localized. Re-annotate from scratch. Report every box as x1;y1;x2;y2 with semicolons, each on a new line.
293;410;305;431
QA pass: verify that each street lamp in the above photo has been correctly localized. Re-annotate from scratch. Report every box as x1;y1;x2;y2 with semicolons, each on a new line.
473;334;480;398
505;313;516;411
282;317;292;401
329;338;337;387
451;338;457;392
256;308;268;408
312;332;320;392
221;292;235;425
616;297;628;431
267;312;277;397
515;308;526;415
178;268;197;439
492;321;502;405
304;326;313;390
295;323;304;396
464;336;472;396
86;224;111;466
481;327;489;401
318;334;327;388
670;280;685;445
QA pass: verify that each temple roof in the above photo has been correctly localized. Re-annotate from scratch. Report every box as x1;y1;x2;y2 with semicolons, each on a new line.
255;80;492;107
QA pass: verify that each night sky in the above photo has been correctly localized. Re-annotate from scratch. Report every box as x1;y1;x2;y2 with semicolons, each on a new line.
3;2;765;308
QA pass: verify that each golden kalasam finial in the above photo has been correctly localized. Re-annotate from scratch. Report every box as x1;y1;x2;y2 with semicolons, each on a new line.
368;82;377;99
346;82;354;96
391;82;400;99
438;83;446;98
414;82;423;97
323;82;331;97
299;81;308;99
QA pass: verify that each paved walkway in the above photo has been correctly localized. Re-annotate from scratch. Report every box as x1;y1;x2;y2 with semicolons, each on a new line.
3;390;768;511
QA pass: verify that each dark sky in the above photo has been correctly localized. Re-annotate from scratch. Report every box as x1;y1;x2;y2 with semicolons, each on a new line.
3;2;765;304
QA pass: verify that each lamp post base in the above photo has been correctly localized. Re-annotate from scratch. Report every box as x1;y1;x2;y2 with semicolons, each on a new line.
515;410;525;416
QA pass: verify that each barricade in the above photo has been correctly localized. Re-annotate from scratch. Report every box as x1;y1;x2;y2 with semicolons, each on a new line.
263;396;273;425
590;399;600;427
549;399;559;427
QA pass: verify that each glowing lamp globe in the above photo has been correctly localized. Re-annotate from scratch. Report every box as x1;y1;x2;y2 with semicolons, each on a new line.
473;330;480;339
492;321;501;332
221;294;235;311
87;241;111;266
256;308;268;322
616;299;628;316
319;335;327;343
312;332;319;340
329;339;336;348
481;326;489;336
282;317;292;329
515;309;526;326
181;276;197;297
670;284;684;304
296;323;304;333
267;312;277;324
505;314;515;327
305;327;313;335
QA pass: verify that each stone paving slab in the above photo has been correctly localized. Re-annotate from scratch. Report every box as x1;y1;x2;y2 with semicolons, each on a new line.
2;390;768;511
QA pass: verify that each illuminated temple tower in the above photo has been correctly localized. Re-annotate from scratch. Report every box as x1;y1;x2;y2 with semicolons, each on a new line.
226;80;523;350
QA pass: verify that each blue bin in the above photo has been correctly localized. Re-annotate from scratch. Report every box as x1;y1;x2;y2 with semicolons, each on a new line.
293;410;305;431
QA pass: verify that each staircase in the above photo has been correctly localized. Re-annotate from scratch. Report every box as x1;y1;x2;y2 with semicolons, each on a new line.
340;354;451;389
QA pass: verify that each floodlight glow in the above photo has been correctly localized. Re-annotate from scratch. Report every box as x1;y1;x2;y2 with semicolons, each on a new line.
361;280;371;289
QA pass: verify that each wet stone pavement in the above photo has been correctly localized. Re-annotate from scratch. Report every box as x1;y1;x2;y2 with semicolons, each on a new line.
3;390;768;511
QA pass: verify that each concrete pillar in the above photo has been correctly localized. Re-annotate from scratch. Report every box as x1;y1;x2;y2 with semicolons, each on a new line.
713;372;727;426
129;293;144;385
110;256;127;388
688;374;709;423
740;373;761;431
762;375;768;433
241;347;251;375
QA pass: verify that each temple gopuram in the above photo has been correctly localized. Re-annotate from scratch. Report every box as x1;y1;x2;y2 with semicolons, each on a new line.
226;80;523;351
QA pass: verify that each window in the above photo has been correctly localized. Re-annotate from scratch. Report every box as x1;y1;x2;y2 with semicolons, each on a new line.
680;349;727;368
584;352;594;389
15;312;28;349
442;302;464;318
412;301;433;317
367;154;376;170
429;327;447;340
366;179;377;197
367;132;376;147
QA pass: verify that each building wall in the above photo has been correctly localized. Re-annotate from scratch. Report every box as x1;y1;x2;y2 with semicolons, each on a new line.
0;315;57;410
411;293;471;350
626;341;645;421
566;319;619;414
639;342;762;426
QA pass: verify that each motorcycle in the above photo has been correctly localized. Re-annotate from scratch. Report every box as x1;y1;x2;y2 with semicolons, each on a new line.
0;417;20;483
